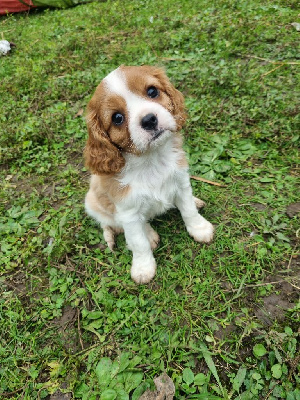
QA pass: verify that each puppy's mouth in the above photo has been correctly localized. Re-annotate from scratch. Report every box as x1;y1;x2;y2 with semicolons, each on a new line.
151;129;165;141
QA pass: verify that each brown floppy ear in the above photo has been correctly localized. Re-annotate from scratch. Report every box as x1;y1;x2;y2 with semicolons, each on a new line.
150;67;187;131
84;98;125;175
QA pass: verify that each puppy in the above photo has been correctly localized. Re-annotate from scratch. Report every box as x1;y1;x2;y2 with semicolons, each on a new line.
84;65;214;283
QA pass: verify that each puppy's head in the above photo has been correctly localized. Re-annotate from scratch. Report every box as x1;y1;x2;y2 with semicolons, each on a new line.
84;65;186;174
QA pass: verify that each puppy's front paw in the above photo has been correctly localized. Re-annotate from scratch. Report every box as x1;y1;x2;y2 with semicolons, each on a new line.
131;257;156;284
187;219;214;243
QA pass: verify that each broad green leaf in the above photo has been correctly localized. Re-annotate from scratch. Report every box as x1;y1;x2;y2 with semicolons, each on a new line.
253;344;267;358
109;359;121;380
116;389;129;400
7;206;23;219
118;353;131;373
198;165;212;174
96;358;113;387
201;170;216;180
74;383;89;397
271;364;282;379
211;135;229;145
232;367;247;392
121;371;144;393
183;368;194;385
274;347;283;364
252;372;261;380
85;319;103;329
132;383;149;400
194;373;207;386
58;213;67;234
129;355;143;368
28;366;39;379
87;311;103;319
276;232;290;242
284;326;293;336
213;161;231;173
100;389;117;400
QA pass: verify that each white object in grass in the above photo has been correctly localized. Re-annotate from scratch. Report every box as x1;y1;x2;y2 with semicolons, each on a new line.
0;40;11;56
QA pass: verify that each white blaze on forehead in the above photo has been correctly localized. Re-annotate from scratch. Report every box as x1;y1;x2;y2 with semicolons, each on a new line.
103;67;129;97
103;67;149;120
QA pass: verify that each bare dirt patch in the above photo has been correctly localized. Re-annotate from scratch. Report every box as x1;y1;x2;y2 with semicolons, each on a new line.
2;272;28;296
255;293;296;326
286;202;300;218
254;255;299;326
52;306;81;354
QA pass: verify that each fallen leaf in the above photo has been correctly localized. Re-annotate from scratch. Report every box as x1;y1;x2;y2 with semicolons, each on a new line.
291;22;300;31
74;108;84;118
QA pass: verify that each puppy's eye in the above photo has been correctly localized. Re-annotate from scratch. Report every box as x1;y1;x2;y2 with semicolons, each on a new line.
112;112;124;126
147;86;159;99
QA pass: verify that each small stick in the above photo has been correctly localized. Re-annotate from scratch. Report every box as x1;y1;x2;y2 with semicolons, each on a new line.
261;64;284;78
246;55;299;65
160;57;191;61
190;175;226;187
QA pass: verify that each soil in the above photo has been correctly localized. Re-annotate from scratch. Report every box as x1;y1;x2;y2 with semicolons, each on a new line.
286;202;300;218
49;389;71;400
255;292;296;325
49;383;72;400
52;305;81;354
251;202;268;211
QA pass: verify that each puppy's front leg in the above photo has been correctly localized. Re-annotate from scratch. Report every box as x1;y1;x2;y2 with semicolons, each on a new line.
122;220;156;284
175;174;214;243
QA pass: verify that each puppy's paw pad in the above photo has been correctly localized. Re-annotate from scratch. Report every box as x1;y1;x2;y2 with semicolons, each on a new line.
188;221;214;243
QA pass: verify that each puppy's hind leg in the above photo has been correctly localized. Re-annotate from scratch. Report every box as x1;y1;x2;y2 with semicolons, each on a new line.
103;226;124;251
194;196;206;209
146;223;160;250
85;190;121;251
103;226;116;251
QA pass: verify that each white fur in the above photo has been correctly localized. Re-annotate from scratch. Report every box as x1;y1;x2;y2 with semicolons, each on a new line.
85;67;214;283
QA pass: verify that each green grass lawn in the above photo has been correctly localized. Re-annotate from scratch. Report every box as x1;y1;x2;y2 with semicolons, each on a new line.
0;0;299;398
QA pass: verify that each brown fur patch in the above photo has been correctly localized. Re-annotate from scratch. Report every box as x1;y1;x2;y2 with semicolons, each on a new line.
85;82;139;175
84;99;126;174
90;174;130;208
173;134;188;168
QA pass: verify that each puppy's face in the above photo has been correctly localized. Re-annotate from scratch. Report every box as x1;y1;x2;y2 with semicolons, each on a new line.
85;65;186;174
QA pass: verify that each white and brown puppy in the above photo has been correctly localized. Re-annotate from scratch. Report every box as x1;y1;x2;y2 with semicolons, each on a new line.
84;65;214;284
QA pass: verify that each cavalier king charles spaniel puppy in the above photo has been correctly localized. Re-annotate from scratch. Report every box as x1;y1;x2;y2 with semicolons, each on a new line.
84;65;214;284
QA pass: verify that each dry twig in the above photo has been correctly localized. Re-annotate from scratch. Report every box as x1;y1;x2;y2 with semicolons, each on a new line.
190;175;226;187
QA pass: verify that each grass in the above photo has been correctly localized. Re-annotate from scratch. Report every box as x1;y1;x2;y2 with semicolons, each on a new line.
0;0;299;398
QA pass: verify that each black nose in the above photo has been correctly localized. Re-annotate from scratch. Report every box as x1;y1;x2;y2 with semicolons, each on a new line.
141;113;158;131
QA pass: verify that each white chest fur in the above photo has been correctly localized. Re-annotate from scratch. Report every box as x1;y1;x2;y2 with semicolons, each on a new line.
117;136;187;221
